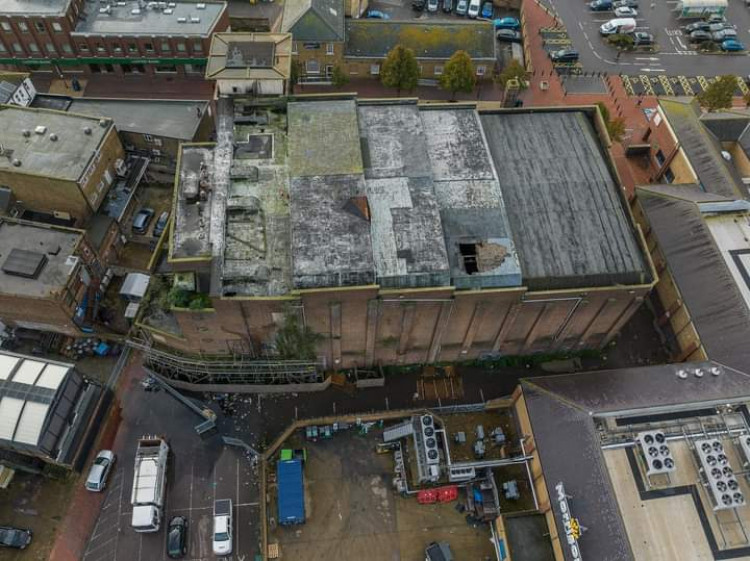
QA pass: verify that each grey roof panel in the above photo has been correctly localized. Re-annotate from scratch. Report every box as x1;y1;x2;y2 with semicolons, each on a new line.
699;112;750;142
2;249;47;279
480;110;648;290
282;0;345;42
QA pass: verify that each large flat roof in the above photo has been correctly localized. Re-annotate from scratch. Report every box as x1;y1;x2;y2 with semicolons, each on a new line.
0;0;69;15
73;0;225;37
171;145;215;260
0;105;111;182
67;98;208;140
0;220;81;299
480;109;648;290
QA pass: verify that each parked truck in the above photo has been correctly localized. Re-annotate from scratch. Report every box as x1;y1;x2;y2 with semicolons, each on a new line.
277;459;306;525
212;499;233;556
130;436;169;533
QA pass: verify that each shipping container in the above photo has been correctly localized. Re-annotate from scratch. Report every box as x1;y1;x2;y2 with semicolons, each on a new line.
277;459;305;525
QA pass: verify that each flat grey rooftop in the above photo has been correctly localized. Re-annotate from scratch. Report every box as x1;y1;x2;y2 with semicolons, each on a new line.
287;99;363;177
172;146;214;260
357;102;450;289
480;110;648;290
0;220;80;298
290;174;375;289
68;98;208;140
0;105;111;182
73;0;225;37
0;0;69;15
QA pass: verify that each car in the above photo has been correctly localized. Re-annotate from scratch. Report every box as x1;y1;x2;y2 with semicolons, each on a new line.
689;30;713;43
708;22;734;32
455;0;468;14
85;450;115;492
481;1;493;17
0;527;32;549
589;0;613;10
721;39;745;51
132;207;155;235
412;0;426;10
365;9;390;18
712;28;737;41
685;21;710;32
550;48;579;62
632;31;654;45
496;29;522;41
167;516;188;559
467;0;481;17
442;0;453;12
493;16;520;29
706;13;725;23
614;6;637;16
153;210;170;237
614;0;638;7
427;0;439;11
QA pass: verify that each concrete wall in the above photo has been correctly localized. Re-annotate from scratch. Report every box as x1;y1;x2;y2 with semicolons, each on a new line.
217;78;285;96
80;126;125;212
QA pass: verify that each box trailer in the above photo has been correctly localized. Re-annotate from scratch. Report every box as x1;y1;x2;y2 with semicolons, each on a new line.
130;436;169;533
277;459;305;525
675;0;727;18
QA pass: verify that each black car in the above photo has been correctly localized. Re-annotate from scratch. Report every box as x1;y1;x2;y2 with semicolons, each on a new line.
167;516;187;559
411;0;426;11
685;21;710;33
496;29;522;42
442;0;453;12
632;31;654;45
689;30;713;42
0;526;32;549
550;49;579;62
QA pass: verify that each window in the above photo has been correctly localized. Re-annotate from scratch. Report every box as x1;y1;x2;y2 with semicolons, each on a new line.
112;44;122;53
0;22;10;32
152;138;162;147
78;43;89;51
655;149;666;166
176;42;186;52
143;134;154;142
52;22;62;32
96;43;105;53
62;43;72;53
128;42;138;52
90;63;101;73
0;43;5;52
325;64;333;77
151;148;161;157
144;42;154;52
185;63;205;74
664;167;675;184
17;22;28;33
303;42;320;50
434;65;443;76
306;60;320;74
45;43;55;54
154;64;177;73
476;65;486;76
160;40;170;51
326;43;334;55
370;64;380;75
292;42;298;54
193;41;202;52
34;21;45;32
12;42;21;53
121;63;133;73
28;42;38;52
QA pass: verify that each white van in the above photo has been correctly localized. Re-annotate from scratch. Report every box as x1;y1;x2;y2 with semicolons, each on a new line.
467;0;481;17
600;17;636;35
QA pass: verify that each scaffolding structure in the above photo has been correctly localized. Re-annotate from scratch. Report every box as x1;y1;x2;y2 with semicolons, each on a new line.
127;339;325;386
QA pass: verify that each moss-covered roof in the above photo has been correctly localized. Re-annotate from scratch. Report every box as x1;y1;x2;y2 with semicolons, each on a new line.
344;20;496;60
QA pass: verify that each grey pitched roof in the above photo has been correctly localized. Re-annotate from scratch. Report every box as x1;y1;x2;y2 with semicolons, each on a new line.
636;183;733;203
639;189;750;372
659;99;745;200
741;124;750;159
699;111;750;142
344;21;496;60
281;0;345;42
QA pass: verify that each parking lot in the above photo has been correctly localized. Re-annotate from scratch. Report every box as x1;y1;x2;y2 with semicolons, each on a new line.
82;373;261;561
547;0;750;76
365;0;517;25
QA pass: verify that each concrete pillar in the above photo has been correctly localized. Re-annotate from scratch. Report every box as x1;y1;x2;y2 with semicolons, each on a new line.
601;296;644;348
397;303;416;360
364;299;379;368
427;300;454;364
522;304;548;353
329;302;342;367
460;302;486;357
492;303;522;353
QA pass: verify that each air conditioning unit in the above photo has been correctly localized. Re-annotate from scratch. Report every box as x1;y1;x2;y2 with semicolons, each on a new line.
421;415;439;465
637;431;676;476
696;438;745;510
115;158;128;177
739;434;750;468
448;466;476;482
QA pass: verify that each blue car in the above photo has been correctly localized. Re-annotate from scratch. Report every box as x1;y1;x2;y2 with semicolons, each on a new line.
481;1;493;17
493;17;520;30
721;39;745;52
366;9;390;18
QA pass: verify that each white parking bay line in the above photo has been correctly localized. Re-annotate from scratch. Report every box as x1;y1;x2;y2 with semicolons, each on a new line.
640;67;666;71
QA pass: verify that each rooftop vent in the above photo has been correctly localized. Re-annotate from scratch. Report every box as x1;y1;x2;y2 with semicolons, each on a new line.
34;125;46;135
637;431;676;476
49;133;58;142
83;126;92;135
99;118;108;127
131;7;141;14
196;2;205;7
11;158;20;167
676;369;688;379
177;16;187;22
163;7;173;13
168;1;176;5
99;5;111;13
21;129;30;137
190;16;200;22
694;367;704;378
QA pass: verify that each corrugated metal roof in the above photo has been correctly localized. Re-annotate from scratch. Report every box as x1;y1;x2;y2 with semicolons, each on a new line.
0;355;19;380
14;401;49;445
36;364;69;390
12;359;45;385
0;397;23;441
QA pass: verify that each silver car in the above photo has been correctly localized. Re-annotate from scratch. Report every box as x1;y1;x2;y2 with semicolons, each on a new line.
85;450;116;492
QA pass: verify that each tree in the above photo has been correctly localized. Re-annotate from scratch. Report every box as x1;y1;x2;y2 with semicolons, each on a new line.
608;33;634;51
596;102;627;143
380;45;419;96
439;51;476;101
289;60;302;94
698;75;738;112
331;65;349;89
274;312;321;360
495;59;527;90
